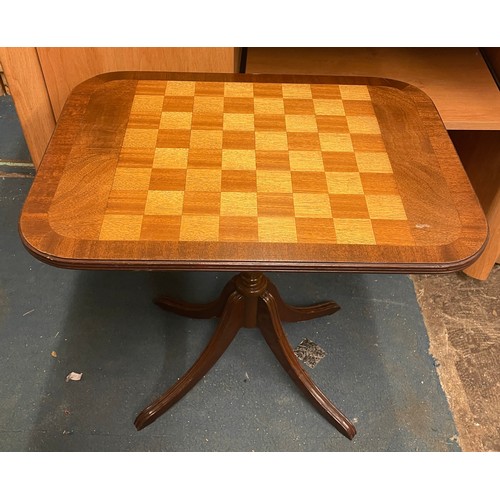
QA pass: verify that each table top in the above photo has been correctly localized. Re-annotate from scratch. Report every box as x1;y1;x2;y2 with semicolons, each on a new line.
19;72;488;272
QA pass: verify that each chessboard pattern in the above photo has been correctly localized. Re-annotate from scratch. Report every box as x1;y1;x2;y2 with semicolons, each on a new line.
98;80;414;246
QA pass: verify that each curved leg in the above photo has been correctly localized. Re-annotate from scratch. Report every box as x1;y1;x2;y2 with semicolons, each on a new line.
135;291;245;430
257;291;356;440
266;280;340;323
154;277;237;319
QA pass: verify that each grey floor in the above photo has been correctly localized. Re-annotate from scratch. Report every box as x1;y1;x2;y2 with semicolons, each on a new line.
0;94;461;452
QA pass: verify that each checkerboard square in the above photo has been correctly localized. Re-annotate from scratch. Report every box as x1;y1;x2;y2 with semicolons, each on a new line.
287;132;321;151
220;192;258;216
355;152;393;173
256;151;290;170
351;134;387;152
257;193;295;217
222;131;256;150
289;151;324;171
223;113;255;131
221;170;257;192
330;194;370;218
293;193;332;218
347;116;381;134
191;113;223;130
145;190;184;216
185;169;221;192
117;147;156;168
122;128;158;149
193;96;224;114
313;99;345;116
291;171;328;193
222;149;256;170
224;97;255;113
195;81;225;96
156;130;191;149
360;173;400;195
160;112;193;130
283;99;315;115
182;191;220;215
162;96;194;112
153;148;189;169
342;100;375;115
334;218;376;244
190;130;223;149
100;214;143;241
149;169;186;191
253;83;283;98
295;218;337;243
258;216;297;243
322;152;358;171
282;84;313;99
326;172;364;194
219;216;258;242
339;85;371;100
136;80;167;95
165;80;196;96
255;131;288;151
187;149;223;169
254;98;285;114
131;95;164;115
112;168;151;191
285;115;318;132
319;133;354;152
254;114;287;131
223;82;254;98
106;190;148;215
128;114;162;129
371;219;414;245
140;215;181;241
256;171;293;192
180;215;219;241
365;195;407;220
310;84;341;99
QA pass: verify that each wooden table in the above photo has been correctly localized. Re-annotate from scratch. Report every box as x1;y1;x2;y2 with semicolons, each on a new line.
19;72;488;440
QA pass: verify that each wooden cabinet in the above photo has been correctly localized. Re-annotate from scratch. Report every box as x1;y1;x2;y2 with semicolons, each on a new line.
0;47;240;167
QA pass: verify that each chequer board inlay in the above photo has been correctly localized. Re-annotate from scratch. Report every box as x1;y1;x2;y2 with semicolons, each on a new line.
99;81;413;245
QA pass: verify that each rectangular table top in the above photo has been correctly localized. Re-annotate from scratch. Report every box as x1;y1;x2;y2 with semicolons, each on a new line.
19;72;488;272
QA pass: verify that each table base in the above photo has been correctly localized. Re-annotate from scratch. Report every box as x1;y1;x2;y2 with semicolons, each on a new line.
134;272;356;440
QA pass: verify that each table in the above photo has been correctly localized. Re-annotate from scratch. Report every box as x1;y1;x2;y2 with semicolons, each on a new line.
19;72;488;440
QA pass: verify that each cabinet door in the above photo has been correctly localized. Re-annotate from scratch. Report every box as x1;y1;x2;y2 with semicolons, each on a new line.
0;47;239;167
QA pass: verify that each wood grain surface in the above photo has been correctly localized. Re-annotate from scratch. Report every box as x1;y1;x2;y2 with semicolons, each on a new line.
19;72;488;273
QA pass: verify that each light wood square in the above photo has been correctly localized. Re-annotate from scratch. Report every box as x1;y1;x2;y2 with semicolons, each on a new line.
347;116;381;134
222;150;256;170
223;113;255;131
256;171;293;192
185;169;221;192
112;168;152;191
293;193;332;218
285;115;318;132
131;95;164;115
255;131;288;151
145;190;184;216
365;195;407;220
100;214;143;241
319;133;354;152
326;172;364;194
334;218;376;244
165;80;196;96
160;112;193;130
122;128;158;149
258;216;297;243
180;215;219;241
153;148;189;169
190;130;223;149
313;99;345;116
339;85;371;100
254;98;285;115
193;96;224;114
355;152;393;172
220;192;258;216
282;84;313;99
224;82;254;98
289;151;324;171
